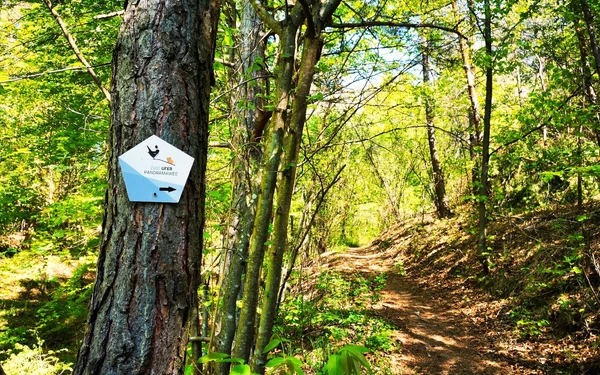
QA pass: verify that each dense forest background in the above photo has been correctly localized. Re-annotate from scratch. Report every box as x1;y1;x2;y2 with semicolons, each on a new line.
1;0;599;373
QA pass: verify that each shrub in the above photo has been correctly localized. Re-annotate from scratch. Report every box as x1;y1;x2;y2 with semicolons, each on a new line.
2;340;72;375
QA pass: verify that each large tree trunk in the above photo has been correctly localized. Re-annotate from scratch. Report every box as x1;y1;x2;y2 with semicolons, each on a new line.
73;1;219;374
421;35;451;219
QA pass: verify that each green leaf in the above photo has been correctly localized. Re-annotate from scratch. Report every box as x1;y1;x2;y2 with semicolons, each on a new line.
265;356;284;368
231;364;252;375
286;357;304;375
341;350;350;374
327;354;343;375
262;338;281;353
344;346;371;370
215;357;245;364
199;352;230;363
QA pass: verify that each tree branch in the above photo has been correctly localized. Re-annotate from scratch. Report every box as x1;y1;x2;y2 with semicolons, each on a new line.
490;84;584;157
248;0;283;35
93;10;124;20
0;63;111;83
41;0;111;103
210;75;271;104
277;164;346;309
320;0;343;24
208;141;232;148
297;0;315;34
329;21;466;39
215;57;235;68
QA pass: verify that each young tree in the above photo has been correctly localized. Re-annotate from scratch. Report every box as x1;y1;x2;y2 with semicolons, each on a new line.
478;0;493;274
452;0;483;194
214;2;267;373
231;2;307;363
421;35;452;218
73;0;220;374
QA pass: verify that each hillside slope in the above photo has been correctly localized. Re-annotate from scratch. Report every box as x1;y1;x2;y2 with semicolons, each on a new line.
308;203;600;374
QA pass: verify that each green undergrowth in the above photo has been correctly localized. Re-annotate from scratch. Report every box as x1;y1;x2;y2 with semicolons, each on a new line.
278;270;399;374
0;251;96;371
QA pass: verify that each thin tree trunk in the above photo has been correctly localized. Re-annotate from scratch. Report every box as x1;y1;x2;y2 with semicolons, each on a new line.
478;0;493;274
578;125;584;208
214;3;266;374
535;55;548;145
231;7;305;362
41;0;111;102
277;165;345;311
421;35;452;218
73;0;219;374
581;0;600;78
361;142;401;220
453;0;482;196
574;9;600;147
251;33;323;374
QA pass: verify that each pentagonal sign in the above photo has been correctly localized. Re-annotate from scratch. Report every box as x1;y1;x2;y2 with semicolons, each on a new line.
118;135;194;203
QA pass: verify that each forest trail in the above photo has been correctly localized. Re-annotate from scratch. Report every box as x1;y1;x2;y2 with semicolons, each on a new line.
323;245;516;375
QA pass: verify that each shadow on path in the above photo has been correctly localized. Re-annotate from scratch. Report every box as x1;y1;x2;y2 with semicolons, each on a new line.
323;247;534;375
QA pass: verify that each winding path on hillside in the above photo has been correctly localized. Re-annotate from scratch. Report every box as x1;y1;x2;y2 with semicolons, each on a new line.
323;246;521;375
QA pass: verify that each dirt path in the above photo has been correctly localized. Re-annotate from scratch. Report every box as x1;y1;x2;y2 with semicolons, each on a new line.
325;246;515;375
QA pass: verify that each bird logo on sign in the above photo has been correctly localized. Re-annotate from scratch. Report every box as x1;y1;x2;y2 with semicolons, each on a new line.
147;145;159;158
146;144;176;166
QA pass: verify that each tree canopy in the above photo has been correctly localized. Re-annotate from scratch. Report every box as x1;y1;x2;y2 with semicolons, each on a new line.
1;0;600;373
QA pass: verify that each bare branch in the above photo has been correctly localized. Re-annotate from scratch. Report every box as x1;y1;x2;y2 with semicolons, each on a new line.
277;164;346;308
210;75;271;104
209;141;232;148
319;125;469;150
329;21;466;39
41;0;111;103
0;63;110;83
93;10;124;20
215;57;235;68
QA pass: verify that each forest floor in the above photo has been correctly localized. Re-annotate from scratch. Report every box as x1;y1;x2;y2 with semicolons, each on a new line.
324;246;520;374
317;204;600;374
1;204;600;374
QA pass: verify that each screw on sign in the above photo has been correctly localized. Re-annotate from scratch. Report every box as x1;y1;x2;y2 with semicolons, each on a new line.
118;135;194;203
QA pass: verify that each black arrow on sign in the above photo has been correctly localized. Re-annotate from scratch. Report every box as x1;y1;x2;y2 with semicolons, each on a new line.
159;186;176;192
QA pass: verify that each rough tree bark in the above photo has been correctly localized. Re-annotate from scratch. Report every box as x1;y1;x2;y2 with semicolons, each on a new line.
421;35;451;219
73;0;219;374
